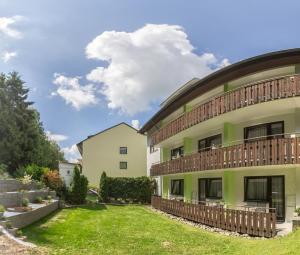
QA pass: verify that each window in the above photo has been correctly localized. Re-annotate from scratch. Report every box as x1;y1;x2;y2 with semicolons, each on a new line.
119;161;127;169
171;146;184;160
67;170;70;175
150;145;157;154
198;178;222;200
120;147;127;154
244;121;284;142
171;179;184;196
245;177;268;201
198;134;222;152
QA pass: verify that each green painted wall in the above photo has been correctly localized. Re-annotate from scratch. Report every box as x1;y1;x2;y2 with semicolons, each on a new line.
183;137;193;155
184;174;193;202
161;148;170;162
223;122;235;147
162;176;169;198
183;104;193;113
224;83;229;92
295;64;300;74
223;170;236;206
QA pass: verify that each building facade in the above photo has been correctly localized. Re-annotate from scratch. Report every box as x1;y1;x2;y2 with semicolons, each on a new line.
77;123;147;186
140;49;300;223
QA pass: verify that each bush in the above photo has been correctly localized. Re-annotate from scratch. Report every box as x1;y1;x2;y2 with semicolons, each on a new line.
22;198;29;207
5;221;12;229
25;164;49;181
43;170;63;193
34;196;43;203
99;171;109;202
106;176;155;203
68;166;88;204
0;164;10;179
0;204;5;213
16;230;23;237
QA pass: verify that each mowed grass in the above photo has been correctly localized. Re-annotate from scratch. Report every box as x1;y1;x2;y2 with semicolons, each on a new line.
23;204;300;255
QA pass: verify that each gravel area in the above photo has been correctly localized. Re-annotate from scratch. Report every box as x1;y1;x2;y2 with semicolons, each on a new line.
0;233;40;255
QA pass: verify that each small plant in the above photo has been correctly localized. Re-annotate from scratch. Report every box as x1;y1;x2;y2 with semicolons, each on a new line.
5;221;12;229
46;195;52;201
21;174;32;185
15;230;23;237
0;204;5;213
22;198;29;207
34;196;43;203
295;207;300;216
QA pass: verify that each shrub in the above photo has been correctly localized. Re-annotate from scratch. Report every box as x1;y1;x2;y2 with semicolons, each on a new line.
46;195;52;200
5;221;12;229
99;171;109;202
0;204;5;213
43;170;64;194
16;230;23;237
68;166;88;204
34;196;43;203
295;207;300;216
22;198;29;207
25;164;49;181
106;176;155;203
21;174;32;185
0;164;10;179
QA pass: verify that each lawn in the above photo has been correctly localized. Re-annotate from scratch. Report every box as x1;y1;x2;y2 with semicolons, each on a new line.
23;204;300;255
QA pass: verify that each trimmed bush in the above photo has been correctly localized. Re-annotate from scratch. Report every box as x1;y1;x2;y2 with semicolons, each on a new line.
99;171;109;202
34;196;43;203
25;164;49;181
0;204;5;212
22;198;29;207
43;170;64;194
106;176;155;203
68;166;89;204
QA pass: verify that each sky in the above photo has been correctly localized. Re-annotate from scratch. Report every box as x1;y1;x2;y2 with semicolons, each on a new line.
1;0;300;162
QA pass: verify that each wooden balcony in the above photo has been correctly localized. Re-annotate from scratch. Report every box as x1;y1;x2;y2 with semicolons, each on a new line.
150;137;300;176
151;196;276;237
151;75;300;145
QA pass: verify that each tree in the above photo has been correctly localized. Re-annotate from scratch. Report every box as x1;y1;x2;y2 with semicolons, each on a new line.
69;166;89;204
99;171;109;202
0;72;65;174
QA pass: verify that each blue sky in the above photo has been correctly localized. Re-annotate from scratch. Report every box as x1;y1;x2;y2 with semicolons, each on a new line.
1;0;300;161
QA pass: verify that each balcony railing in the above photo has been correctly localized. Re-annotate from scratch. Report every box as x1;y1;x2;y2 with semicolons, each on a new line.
151;196;277;237
151;75;300;145
150;137;300;176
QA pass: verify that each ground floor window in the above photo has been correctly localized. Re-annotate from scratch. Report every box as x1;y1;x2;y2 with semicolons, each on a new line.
198;178;222;201
170;179;184;196
244;177;268;201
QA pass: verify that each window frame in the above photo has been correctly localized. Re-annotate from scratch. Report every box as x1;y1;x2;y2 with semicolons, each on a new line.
119;161;128;169
170;146;184;160
198;178;223;200
119;147;128;154
198;134;222;152
170;179;184;196
244;176;270;202
244;121;284;142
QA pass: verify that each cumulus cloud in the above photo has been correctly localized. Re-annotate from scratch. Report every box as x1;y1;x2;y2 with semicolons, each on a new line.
2;51;17;62
0;15;23;38
46;131;68;143
52;73;99;110
85;24;229;115
131;119;140;130
62;144;81;163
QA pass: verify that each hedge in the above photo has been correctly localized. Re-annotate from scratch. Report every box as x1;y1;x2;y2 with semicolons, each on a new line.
100;175;155;203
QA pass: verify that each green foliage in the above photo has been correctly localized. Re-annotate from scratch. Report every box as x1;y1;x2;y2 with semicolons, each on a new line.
24;164;49;181
5;221;12;229
0;204;5;212
99;171;109;202
0;164;10;178
43;170;63;193
0;72;65;175
68;166;89;204
34;196;43;203
16;229;23;237
295;207;300;216
106;176;155;203
22;198;29;207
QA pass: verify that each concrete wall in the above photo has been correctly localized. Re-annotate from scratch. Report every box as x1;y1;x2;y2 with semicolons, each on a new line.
81;123;147;186
0;179;40;193
59;162;76;187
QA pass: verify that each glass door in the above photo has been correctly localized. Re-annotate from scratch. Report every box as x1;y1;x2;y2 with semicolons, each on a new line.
270;176;285;221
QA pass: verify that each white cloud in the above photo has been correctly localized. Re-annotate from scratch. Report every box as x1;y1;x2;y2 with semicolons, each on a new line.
62;144;81;163
46;131;68;143
2;51;17;62
86;24;229;115
219;58;231;68
131;119;140;130
52;73;99;110
0;15;23;38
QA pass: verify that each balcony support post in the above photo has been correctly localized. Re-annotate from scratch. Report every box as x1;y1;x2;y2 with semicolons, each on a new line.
224;170;236;208
223;122;236;147
162;176;170;199
183;137;193;155
184;174;193;203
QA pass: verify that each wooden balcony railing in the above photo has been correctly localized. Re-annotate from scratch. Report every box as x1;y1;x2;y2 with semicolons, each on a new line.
151;75;300;145
151;196;277;237
150;137;300;176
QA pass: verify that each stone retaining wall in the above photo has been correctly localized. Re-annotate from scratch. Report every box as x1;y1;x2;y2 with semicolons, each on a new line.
7;200;59;228
0;179;40;193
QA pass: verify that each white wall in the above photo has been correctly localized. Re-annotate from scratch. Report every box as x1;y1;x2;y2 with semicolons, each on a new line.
59;162;76;187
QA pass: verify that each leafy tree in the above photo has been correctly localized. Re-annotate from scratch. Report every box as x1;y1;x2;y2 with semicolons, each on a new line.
0;72;65;174
99;171;109;202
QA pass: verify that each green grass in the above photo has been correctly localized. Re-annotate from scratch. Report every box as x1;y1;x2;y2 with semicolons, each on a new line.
23;204;300;255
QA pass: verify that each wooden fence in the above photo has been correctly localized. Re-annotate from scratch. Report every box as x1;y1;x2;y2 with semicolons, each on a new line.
151;75;300;145
151;137;300;176
151;196;277;238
